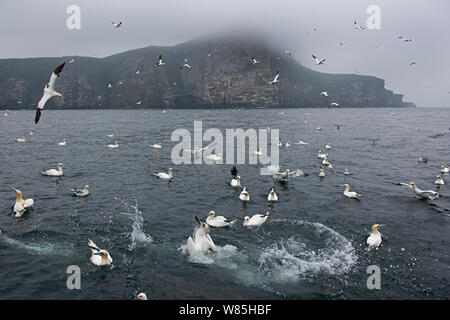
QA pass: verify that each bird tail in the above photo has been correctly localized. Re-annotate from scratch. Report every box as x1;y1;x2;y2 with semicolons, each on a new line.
228;220;237;226
35;108;42;124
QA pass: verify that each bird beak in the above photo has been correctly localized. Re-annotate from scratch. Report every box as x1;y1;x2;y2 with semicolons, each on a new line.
57;93;63;98
10;187;18;193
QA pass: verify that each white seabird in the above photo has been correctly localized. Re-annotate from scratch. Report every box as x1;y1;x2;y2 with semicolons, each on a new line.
344;169;350;176
186;217;217;255
418;156;428;163
316;126;322;130
112;21;122;28
441;166;449;173
35;62;65;124
295;140;310;146
285;141;291;148
88;239;113;266
206;153;223;162
71;185;90;197
149;142;162;149
41;163;63;177
57;138;66;146
107;141;119;148
239;187;250;201
320;91;329;97
254;148;263;156
284;50;292;56
318;150;327;159
16;136;26;143
330;102;340;107
267;188;278;201
343;184;361;199
268;71;280;84
272;169;297;181
322;157;330;165
251;57;259;64
435;176;445;185
153;168;173;180
179;63;192;70
136;100;142;105
312;54;326;65
319;168;325;177
388;181;442;200
136;293;148;300
277;139;282;147
243;212;270;227
367;224;383;250
206;211;236;228
325;143;332;149
155;55;165;67
11;187;34;217
231;176;241;187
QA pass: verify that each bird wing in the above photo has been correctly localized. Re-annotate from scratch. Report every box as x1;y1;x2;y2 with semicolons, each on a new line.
48;63;65;91
273;72;279;82
386;182;412;190
88;239;101;252
312;54;317;59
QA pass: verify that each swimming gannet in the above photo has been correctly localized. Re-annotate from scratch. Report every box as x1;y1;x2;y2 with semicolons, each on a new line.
267;188;278;201
325;143;332;149
231;176;241;187
293;169;308;177
316;126;322;130
206;211;236;227
319;168;325;177
327;163;335;170
388;181;441;200
135;293;148;300
71;185;90;197
187;217;217;255
57;138;66;146
107;141;119;148
107;133;114;137
243;212;270;227
11;187;34;217
295;140;310;146
272;169;297;181
88;239;113;266
153;168;173;180
322;157;330;165
239;187;250;201
435;176;445;185
318;150;327;159
41;163;63;176
343;184;361;199
16;136;26;143
344;169;350;175
367;224;383;250
285;142;291;148
418;156;428;163
441;166;449;173
149;142;162;149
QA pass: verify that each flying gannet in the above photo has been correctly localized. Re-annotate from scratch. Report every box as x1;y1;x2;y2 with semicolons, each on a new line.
268;71;280;84
41;163;63;177
267;188;278;201
312;54;326;65
206;211;236;227
153;168;173;180
136;100;142;105
71;185;90;197
330;102;340;108
239;187;250;201
88;239;113;266
320;91;329;97
11;187;34;217
251;57;259;64
35;62;65;124
243;212;270;227
367;224;383;250
112;21;122;28
231;176;241;187
295;140;310;146
343;184;361;199
155;55;165;67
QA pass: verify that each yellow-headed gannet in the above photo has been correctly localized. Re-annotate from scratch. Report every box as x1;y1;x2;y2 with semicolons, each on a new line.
11;187;34;217
267;188;278;201
35;62;65;124
343;184;361;199
107;141;119;148
187;216;217;255
88;239;113;266
57;138;66;146
441;166;449;173
16;136;26;143
153;168;172;180
319;168;325;177
206;211;236;227
41;163;63;176
367;224;383;250
149;142;162;149
435;176;445;185
231;176;241;187
239;187;250;201
243;212;270;227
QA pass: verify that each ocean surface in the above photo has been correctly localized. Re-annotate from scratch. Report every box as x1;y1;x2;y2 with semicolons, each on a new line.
0;107;449;300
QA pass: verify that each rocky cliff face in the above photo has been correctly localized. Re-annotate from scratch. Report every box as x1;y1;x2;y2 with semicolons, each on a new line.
0;37;414;109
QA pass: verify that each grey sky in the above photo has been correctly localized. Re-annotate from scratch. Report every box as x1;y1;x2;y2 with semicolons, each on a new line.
0;0;449;107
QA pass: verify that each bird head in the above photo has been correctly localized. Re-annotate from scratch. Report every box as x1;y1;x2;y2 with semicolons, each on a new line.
203;224;210;232
244;216;250;222
56;92;63;98
136;293;148;300
209;211;215;217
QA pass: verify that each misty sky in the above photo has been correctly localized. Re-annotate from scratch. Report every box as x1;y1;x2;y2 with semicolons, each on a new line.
0;0;449;107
